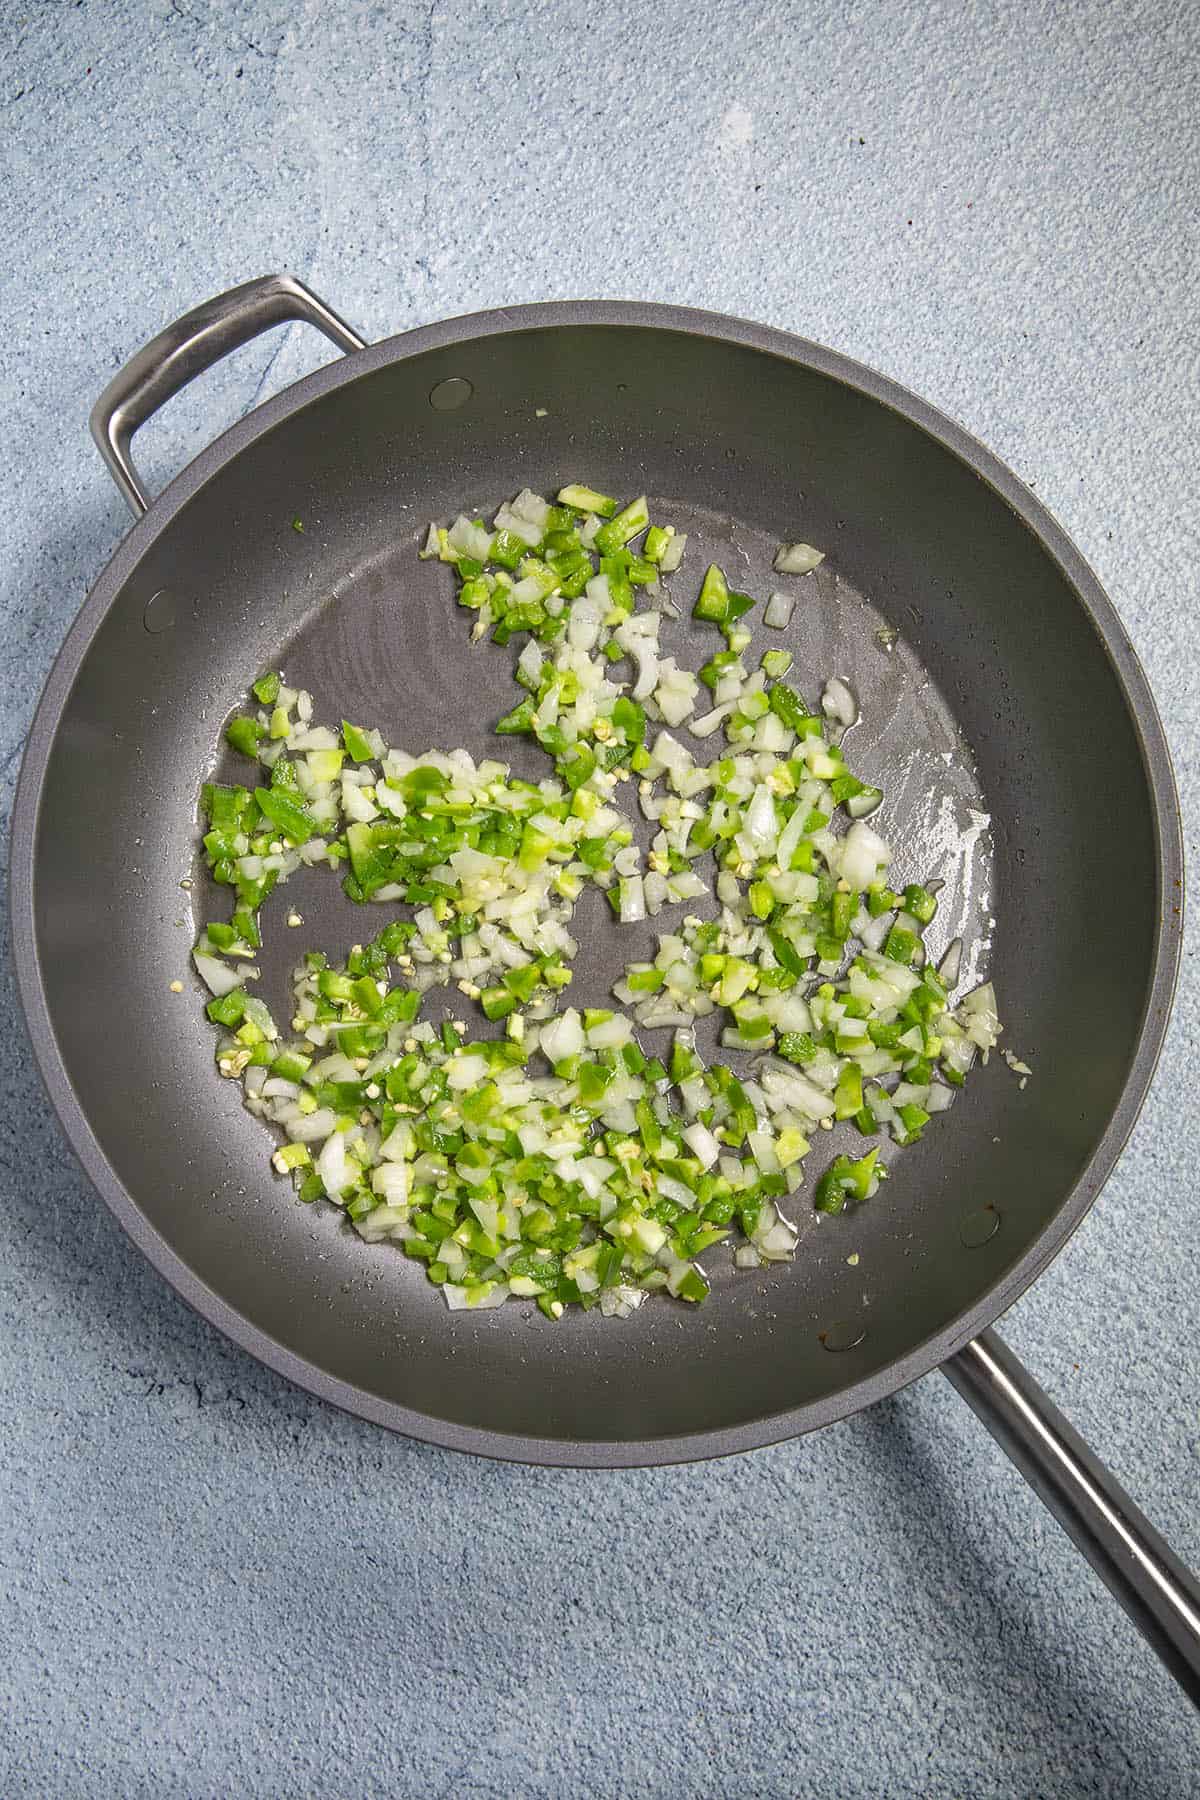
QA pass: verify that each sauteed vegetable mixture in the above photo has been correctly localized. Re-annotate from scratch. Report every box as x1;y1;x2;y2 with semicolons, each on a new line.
192;486;1002;1316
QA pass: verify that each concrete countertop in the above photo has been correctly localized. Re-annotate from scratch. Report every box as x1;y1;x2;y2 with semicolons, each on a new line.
1;2;1197;1793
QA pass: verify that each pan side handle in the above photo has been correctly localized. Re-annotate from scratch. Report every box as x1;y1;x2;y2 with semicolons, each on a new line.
945;1330;1200;1706
90;273;367;517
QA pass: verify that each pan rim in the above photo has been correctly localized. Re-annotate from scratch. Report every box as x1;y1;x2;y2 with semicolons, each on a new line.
10;297;1184;1467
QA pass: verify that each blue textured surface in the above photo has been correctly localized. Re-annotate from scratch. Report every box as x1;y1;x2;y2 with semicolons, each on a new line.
2;2;1199;1793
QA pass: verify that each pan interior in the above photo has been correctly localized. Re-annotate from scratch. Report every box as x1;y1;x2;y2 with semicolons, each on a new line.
29;322;1161;1449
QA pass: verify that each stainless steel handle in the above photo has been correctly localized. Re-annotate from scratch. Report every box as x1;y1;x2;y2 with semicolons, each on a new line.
945;1329;1200;1705
90;272;367;516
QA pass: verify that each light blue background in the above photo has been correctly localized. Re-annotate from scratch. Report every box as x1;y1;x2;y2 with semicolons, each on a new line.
2;2;1197;1793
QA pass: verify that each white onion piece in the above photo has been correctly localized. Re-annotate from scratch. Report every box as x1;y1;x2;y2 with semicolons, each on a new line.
716;870;741;908
599;1285;645;1318
748;1130;780;1173
492;505;542;545
846;787;883;819
619;875;646;924
567;598;604;651
774;541;825;574
649;730;691;775
630;641;660;700
533;684;560;731
938;938;963;987
286;725;339;752
775;802;807;871
643;871;668;914
760;1067;837;1120
637;1001;695;1029
958;982;1001;1050
285;1107;338;1145
341;782;379;823
893;1082;930;1109
379;1122;412;1164
316;1130;348;1199
683;1123;721;1169
766;992;812;1033
764;590;796;629
659;531;687;572
821;677;858;729
446;1055;488;1094
193;952;255;997
655;1175;696;1210
743;784;778;852
691;703;736;737
869;1088;896;1124
752;714;790;753
540;1009;584;1063
618;610;660;641
354;1203;410;1242
371;1162;410;1205
447;515;494;561
840;820;892;890
443;1282;510;1310
261;1078;300;1100
511;488;551;527
677;1075;708;1116
587;1016;632;1050
760;1219;798;1260
579;576;611;621
859;910;892;953
667;870;707;901
655;661;699;726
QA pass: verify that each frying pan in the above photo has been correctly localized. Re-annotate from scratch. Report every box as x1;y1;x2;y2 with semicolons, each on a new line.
11;274;1198;1697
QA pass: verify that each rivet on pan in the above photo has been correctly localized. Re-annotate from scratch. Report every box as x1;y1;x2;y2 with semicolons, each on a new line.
143;589;176;633
819;1321;866;1353
429;377;474;412
960;1205;1001;1249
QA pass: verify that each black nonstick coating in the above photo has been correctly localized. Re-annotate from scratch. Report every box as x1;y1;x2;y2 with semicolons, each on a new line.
11;304;1181;1465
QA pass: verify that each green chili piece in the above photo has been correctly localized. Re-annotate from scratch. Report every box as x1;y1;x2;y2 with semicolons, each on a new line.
558;484;618;518
693;564;730;623
903;883;938;924
225;715;264;756
767;683;810;732
593;495;649;553
253;786;317;845
342;721;375;763
884;926;921;965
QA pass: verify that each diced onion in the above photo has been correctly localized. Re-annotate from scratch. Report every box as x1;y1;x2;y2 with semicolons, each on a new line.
821;677;858;729
773;541;825;575
840;821;892;890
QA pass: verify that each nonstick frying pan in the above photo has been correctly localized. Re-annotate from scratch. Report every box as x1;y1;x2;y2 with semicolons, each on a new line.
11;275;1198;1697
